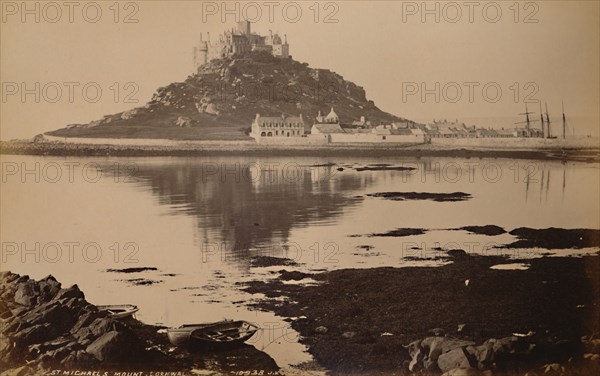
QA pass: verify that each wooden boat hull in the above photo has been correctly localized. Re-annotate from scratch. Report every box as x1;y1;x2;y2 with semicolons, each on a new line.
167;324;206;347
97;304;139;319
167;320;258;351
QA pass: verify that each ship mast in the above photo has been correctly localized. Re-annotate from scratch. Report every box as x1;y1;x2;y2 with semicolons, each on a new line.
526;103;531;132
539;102;545;138
545;102;551;138
515;104;538;137
562;100;567;139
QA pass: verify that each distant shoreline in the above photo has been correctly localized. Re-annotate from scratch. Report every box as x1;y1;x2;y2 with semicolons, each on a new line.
1;139;599;162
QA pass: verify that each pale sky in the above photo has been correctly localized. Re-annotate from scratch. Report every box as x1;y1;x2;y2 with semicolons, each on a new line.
1;0;599;139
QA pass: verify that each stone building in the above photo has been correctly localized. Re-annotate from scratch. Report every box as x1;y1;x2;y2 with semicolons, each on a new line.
310;108;427;144
315;108;340;125
193;21;290;70
250;113;305;139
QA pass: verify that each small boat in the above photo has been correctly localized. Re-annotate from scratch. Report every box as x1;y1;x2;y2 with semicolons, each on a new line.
97;304;139;319
167;320;259;350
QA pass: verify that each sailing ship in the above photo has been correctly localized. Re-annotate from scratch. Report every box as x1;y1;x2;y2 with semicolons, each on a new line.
528;101;569;139
515;103;541;137
545;102;556;139
562;100;569;139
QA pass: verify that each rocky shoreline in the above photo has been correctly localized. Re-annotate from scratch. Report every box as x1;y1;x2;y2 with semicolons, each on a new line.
2;253;600;375
0;272;279;376
242;253;600;375
1;140;599;162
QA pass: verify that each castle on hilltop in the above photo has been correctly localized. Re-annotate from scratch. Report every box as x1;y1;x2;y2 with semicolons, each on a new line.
193;21;290;70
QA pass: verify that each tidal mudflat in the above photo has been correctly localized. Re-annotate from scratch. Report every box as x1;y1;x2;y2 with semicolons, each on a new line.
242;252;600;375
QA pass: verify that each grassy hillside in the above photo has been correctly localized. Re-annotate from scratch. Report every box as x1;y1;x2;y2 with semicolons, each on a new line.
48;51;408;140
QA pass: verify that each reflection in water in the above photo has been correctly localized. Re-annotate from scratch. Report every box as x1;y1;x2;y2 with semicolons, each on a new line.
539;170;545;204
117;157;599;268
525;170;530;203
546;170;551;202
133;160;369;261
563;165;567;202
2;155;598;369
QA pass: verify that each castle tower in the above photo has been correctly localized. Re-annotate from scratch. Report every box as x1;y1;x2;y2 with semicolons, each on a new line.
192;22;291;73
281;34;289;58
193;33;209;71
237;20;251;35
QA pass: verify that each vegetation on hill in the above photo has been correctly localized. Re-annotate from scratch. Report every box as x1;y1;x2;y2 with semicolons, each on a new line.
47;52;407;140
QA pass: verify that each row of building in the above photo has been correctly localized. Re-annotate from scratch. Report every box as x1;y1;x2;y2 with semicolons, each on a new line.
250;109;426;144
250;109;545;145
423;120;543;139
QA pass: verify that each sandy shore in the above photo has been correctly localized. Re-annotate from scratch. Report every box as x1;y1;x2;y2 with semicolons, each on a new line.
1;140;599;162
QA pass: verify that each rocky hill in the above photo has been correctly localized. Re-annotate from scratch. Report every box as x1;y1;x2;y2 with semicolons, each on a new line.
47;51;408;141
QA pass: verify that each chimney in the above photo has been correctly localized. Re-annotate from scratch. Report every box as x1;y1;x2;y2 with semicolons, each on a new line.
269;29;273;37
284;34;287;44
281;113;285;120
199;33;203;42
207;32;210;42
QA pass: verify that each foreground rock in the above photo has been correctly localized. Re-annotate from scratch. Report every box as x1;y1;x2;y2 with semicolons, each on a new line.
406;334;600;375
0;272;154;373
0;272;279;375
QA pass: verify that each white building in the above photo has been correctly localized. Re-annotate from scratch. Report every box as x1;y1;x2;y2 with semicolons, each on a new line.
250;113;305;139
310;108;426;144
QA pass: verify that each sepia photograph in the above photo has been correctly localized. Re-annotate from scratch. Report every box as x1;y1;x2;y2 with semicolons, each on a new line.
1;1;599;375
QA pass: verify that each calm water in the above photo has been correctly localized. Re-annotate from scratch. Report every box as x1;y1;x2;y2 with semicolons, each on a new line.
1;155;599;369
